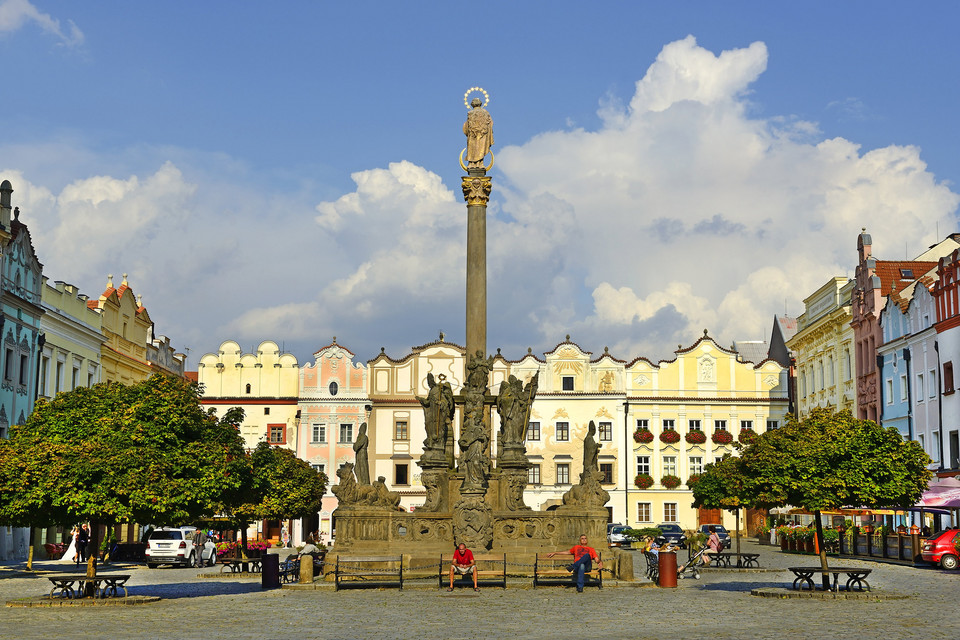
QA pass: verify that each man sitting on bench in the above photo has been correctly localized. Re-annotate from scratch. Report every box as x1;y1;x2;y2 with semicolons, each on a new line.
549;534;603;593
448;542;479;592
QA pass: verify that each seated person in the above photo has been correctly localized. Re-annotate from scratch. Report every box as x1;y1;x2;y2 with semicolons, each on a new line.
448;542;478;592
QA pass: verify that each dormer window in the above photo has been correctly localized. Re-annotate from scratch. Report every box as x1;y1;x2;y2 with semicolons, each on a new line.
562;376;574;391
900;268;914;279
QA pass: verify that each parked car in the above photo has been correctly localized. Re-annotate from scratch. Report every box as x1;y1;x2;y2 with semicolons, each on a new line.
655;524;687;549
921;528;960;570
698;524;732;548
145;526;216;568
607;525;637;548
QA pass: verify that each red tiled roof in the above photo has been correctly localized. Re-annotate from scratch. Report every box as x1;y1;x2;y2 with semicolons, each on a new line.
185;371;198;382
874;260;938;295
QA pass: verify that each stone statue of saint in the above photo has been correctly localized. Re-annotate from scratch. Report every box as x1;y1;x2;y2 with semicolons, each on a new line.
458;419;489;491
497;372;539;447
583;420;600;474
418;372;454;453
463;98;494;169
353;422;370;485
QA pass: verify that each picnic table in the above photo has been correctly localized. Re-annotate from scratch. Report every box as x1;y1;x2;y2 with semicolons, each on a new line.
219;557;263;574
788;566;872;592
712;552;761;568
46;573;131;599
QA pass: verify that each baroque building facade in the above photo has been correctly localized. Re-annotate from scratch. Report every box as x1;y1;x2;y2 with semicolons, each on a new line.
38;278;104;401
86;275;154;385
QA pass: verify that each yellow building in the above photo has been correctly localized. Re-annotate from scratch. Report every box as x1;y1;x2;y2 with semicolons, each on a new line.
624;332;789;533
86;274;153;385
787;277;857;416
39;278;105;400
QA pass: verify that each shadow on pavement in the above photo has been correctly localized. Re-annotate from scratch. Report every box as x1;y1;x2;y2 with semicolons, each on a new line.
125;581;263;599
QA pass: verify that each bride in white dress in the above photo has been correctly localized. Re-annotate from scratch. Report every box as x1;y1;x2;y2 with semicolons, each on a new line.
58;527;79;564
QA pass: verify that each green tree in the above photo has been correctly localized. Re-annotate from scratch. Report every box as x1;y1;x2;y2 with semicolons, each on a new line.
738;408;931;588
691;454;749;554
226;439;327;555
0;374;247;583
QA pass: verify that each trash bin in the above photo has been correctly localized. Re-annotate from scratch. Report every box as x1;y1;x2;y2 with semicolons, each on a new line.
261;553;280;589
658;551;678;588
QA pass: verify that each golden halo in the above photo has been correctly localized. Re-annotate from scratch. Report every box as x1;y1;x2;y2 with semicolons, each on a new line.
463;87;489;109
459;148;468;172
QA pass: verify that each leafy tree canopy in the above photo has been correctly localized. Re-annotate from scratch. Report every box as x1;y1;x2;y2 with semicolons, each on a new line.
230;441;327;524
691;455;747;511
0;374;248;528
738;408;931;512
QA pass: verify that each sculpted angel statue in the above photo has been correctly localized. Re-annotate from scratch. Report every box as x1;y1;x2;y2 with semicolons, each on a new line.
418;372;455;452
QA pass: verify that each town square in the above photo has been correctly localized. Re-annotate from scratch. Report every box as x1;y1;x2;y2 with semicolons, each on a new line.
1;2;960;638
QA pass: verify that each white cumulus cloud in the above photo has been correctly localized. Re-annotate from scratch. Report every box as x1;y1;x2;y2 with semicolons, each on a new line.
0;0;83;46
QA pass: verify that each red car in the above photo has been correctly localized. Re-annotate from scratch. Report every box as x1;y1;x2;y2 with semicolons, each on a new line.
921;528;960;570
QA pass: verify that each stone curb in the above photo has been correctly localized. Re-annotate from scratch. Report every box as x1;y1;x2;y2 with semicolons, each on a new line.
750;587;909;600
6;595;161;608
281;579;654;591
196;572;261;579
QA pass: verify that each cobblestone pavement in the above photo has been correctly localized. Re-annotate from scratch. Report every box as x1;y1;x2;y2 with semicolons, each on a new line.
1;541;958;640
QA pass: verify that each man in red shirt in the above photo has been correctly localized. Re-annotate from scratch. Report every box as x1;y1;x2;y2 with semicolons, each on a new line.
448;542;479;591
549;534;603;593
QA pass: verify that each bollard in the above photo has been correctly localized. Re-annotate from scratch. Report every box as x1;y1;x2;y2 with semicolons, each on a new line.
261;553;280;589
657;551;678;588
300;554;314;583
911;530;922;565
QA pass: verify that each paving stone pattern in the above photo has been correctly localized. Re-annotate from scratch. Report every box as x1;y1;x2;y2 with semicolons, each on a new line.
1;541;958;640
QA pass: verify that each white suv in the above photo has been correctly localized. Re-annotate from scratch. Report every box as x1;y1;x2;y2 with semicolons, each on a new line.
145;526;215;568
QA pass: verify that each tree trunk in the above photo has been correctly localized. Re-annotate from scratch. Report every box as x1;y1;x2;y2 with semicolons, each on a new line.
84;521;101;597
735;507;742;554
814;510;830;591
240;523;248;560
26;526;35;571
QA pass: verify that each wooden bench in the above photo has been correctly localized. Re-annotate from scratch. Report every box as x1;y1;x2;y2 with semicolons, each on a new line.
712;552;761;568
642;551;660;583
335;555;404;591
46;573;131;599
219;557;263;574
279;557;300;583
788;566;872;592
438;553;507;589
533;552;602;589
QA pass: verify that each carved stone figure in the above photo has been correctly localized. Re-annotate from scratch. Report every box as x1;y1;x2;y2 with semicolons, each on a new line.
502;468;531;511
372;476;403;510
497;371;538;466
458;418;489;492
419;469;444;512
453;494;493;550
418;373;455;467
582;420;600;474
333;463;403;509
561;469;610;509
463;98;494;169
598;371;614;392
353;422;370;485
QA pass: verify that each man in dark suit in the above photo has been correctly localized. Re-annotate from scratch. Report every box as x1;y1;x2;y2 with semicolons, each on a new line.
77;524;90;564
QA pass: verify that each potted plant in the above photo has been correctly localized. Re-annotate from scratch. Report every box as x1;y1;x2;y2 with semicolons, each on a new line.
634;473;654;489
633;428;654;444
686;473;702;488
823;528;840;555
712;430;733;445
756;523;771;544
738;429;757;445
659;430;681;444
776;525;791;551
661;474;681;489
685;430;707;444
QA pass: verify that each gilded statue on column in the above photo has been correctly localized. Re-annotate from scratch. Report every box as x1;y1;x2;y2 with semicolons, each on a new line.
462;88;494;170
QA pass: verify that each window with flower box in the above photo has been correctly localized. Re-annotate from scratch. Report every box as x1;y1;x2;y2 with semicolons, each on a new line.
662;419;675;431
636;419;649;429
688;419;701;431
740;420;753;431
689;456;703;475
714;420;727;431
662;456;677;476
636;455;650;475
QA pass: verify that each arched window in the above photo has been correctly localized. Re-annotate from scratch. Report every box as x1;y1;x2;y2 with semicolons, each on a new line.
245;383;251;394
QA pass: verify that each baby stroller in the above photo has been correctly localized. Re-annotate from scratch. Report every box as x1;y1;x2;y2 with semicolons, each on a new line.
677;545;708;580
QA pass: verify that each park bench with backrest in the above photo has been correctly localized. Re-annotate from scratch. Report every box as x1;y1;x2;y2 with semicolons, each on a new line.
46;573;131;599
335;555;404;591
711;552;761;568
533;552;602;589
788;566;872;592
438;552;507;589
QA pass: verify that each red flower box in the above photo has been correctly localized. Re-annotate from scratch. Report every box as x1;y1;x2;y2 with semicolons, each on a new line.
633;429;654;444
712;430;733;445
659;430;681;444
634;473;654;489
686;474;701;487
661;474;681;489
685;430;707;444
738;429;757;444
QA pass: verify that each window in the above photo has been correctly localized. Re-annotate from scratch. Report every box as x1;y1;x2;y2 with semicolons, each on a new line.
556;422;569;441
887;378;895;404
900;268;914;279
898;374;907;402
930;369;937;398
933;432;941;463
662;456;677;476
599;462;614;484
526;421;541;441
264;407;270;415
598;421;613;441
339;423;353;443
311;424;326;443
329;381;338;396
714;420;727;431
637;502;652;523
766;420;778;431
39;356;48;395
528;464;541;485
636;419;649;429
845;350;852;380
556;463;570;484
740;420;753;431
55;362;63;392
394;421;408;441
245;383;251;394
395;463;409;486
19;355;29;386
917;374;925;402
715;456;724;464
663;503;678;523
636;455;650;475
562;376;574;391
688;419;701;431
311;463;325;475
4;348;13;381
268;424;285;444
70;366;78;390
689;456;703;475
662;419;675;431
945;361;955;395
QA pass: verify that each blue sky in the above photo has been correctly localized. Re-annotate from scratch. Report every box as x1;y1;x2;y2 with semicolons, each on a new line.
2;1;959;369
